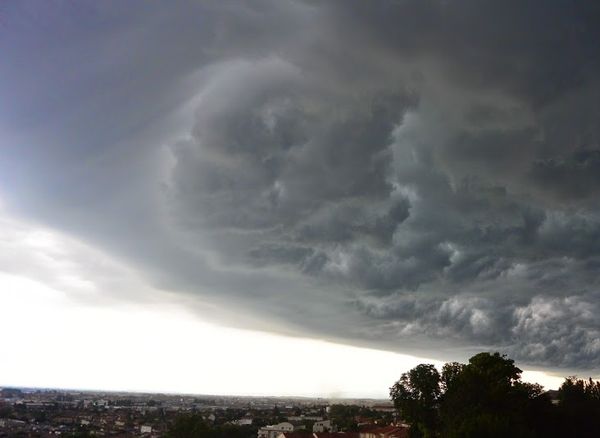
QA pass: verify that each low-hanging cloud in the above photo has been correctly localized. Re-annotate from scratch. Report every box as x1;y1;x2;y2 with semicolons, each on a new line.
2;0;600;371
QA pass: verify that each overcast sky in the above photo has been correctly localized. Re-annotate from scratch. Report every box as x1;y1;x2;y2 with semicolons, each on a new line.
1;0;599;396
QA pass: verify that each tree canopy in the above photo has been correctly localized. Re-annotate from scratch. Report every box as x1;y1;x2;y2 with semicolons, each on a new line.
389;364;441;437
390;352;600;438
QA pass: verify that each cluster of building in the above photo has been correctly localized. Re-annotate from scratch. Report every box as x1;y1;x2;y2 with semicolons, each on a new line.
258;422;410;438
258;420;335;438
257;417;410;438
0;388;164;437
0;387;261;437
1;387;404;437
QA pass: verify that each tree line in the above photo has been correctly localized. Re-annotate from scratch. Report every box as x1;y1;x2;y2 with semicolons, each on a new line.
390;352;600;438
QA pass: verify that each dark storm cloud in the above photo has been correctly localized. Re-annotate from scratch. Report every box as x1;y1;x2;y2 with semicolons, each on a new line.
327;0;600;105
2;0;600;371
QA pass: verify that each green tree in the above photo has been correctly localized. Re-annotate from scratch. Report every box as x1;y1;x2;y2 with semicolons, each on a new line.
165;414;257;438
390;363;441;437
440;362;464;392
440;352;547;438
329;404;359;431
556;376;600;437
392;352;558;438
165;414;213;438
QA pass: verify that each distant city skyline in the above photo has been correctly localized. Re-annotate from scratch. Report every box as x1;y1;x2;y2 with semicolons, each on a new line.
1;0;599;396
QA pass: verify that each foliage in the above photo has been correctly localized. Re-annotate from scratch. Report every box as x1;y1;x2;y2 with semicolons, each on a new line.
329;404;390;431
65;428;92;438
0;403;13;418
165;414;256;438
329;404;359;431
556;376;600;436
389;364;441;437
440;362;464;392
390;352;600;438
165;415;212;438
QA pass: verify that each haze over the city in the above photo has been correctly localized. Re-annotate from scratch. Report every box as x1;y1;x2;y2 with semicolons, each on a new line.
1;0;599;397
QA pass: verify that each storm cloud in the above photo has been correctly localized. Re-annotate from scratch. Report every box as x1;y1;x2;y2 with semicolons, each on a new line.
2;0;600;371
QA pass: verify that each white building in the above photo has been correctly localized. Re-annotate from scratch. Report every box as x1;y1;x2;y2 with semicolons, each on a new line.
140;425;152;434
258;422;295;438
313;420;335;433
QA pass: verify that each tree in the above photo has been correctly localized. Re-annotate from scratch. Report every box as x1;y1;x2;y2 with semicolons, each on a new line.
556;376;600;437
329;404;359;431
440;362;464;392
392;352;558;438
165;415;212;438
440;352;538;438
165;414;257;438
390;363;441;437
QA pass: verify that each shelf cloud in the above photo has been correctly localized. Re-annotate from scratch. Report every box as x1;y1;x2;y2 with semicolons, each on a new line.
2;0;600;371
